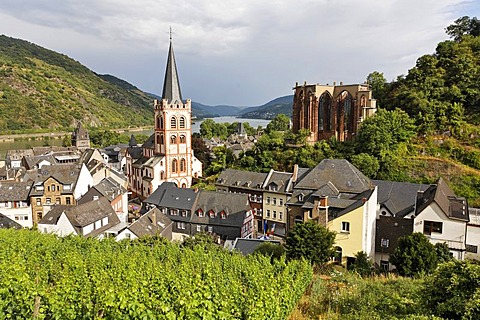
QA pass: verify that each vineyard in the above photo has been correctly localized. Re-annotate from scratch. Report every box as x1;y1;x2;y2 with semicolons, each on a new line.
0;229;312;319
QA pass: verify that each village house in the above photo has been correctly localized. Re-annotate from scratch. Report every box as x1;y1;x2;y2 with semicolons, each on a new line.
144;182;253;242
0;181;33;228
115;207;172;241
38;196;120;238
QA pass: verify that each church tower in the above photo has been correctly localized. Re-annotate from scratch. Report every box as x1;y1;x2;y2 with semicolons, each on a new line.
152;38;200;188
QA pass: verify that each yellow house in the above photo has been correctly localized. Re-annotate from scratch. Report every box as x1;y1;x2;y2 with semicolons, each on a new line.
326;189;377;266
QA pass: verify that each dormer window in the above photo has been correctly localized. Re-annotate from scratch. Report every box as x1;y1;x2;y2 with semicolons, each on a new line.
220;211;226;219
209;210;215;218
298;193;304;202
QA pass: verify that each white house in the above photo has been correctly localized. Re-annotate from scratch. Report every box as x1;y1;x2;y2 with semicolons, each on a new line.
412;178;468;260
38;197;120;238
0;181;33;228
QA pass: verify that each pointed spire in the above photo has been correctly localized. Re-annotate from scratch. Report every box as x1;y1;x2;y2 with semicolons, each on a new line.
161;35;183;103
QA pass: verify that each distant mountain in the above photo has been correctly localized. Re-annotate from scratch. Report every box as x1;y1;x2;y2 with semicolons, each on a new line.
239;95;293;119
0;35;153;133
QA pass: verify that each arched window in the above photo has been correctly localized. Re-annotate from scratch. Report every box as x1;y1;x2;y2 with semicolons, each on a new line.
160;171;165;179
159;116;164;129
318;92;332;131
172;159;178;173
179;135;186;143
180;158;186;172
156;134;160;144
337;91;353;134
171;116;177;129
159;134;164;144
181;183;187;188
179;116;186;129
170;135;177;144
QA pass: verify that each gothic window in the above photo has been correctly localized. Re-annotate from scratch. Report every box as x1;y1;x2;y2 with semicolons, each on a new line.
179;116;186;129
170;135;177;144
179;135;186;143
180;158;186;172
156;134;160;144
337;91;353;135
171;116;177;129
172;159;178;173
160;134;164;144
159;116;164;129
319;92;332;131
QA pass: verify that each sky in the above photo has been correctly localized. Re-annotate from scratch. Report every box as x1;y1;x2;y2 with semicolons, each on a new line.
0;1;478;106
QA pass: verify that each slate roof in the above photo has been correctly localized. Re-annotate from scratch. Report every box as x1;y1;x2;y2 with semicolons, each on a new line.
0;181;33;201
93;177;127;201
127;146;143;160
162;40;183;103
0;213;22;229
375;216;413;254
191;190;250;227
416;178;469;222
129;135;137;147
263;170;293;193
216;169;268;190
294;159;371;193
143;182;191;210
26;164;82;196
373;180;430;217
40;197;120;237
128;207;172;238
231;238;281;255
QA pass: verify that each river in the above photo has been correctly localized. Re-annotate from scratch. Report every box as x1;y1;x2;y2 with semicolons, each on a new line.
0;117;271;160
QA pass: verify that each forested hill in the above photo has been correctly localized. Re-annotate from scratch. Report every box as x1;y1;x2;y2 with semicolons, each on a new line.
0;35;154;133
239;95;293;119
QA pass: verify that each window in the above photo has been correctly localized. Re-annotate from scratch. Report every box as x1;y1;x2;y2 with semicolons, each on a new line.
207;226;213;233
46;198;51;204
177;222;186;230
380;260;389;271
170;135;177;144
279;212;283;220
424;221;443;235
170;209;178;216
273;211;277;219
171;116;177;129
172;159;178;173
298;194;304;201
341;221;350;233
179;135;186;143
273;198;277;205
198;209;204;217
55;198;61;205
466;244;478;253
209;210;215;218
279;199;283;206
179;116;186;129
181;210;187;217
381;238;389;248
196;225;202;232
180;158;186;172
66;197;71;205
266;210;270;218
221;212;226;219
159;116;164;129
36;198;41;206
266;197;270;204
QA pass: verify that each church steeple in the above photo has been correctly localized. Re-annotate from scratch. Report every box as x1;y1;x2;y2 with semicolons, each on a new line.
161;38;183;103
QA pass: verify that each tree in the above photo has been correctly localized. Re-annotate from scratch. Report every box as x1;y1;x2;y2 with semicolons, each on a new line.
285;221;336;265
265;114;290;133
366;71;387;104
348;251;373;277
389;232;438;277
425;260;480;319
446;16;480;41
434;242;453;264
356;108;416;158
253;242;286;261
350;153;380;178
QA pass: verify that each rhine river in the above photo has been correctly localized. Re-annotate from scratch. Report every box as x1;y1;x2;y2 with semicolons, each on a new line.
0;117;271;159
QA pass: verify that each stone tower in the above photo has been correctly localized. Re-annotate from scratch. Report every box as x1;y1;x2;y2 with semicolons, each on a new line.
72;121;90;150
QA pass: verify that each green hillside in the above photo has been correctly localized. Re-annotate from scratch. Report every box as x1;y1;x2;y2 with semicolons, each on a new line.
240;95;293;119
0;35;154;133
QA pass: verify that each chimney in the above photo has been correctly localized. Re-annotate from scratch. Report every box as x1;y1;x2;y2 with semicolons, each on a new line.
292;164;299;184
152;210;157;225
340;81;343;85
320;195;328;207
317;195;329;227
333;81;336;86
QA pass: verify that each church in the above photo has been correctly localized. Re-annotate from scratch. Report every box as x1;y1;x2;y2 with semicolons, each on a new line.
292;82;377;144
126;38;203;200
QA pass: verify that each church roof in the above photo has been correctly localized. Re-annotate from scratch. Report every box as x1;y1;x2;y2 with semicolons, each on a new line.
161;40;183;103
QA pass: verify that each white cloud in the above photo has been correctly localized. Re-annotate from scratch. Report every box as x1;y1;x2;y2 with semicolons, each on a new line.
0;0;473;105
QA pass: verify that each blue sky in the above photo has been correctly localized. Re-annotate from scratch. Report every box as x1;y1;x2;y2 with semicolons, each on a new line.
0;0;478;106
